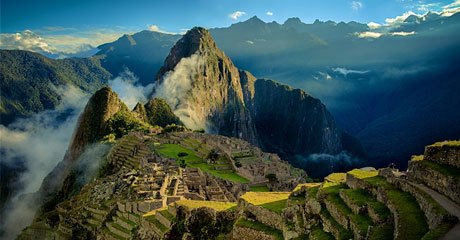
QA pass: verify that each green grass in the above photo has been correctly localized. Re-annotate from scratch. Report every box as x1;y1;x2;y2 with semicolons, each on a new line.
368;222;394;240
320;208;353;240
309;224;334;240
364;176;429;239
421;221;457;240
341;189;391;221
156;143;249;183
307;186;319;199
145;215;169;233
249;185;270;192
159;209;175;222
110;222;131;234
103;227;127;240
235;218;283;240
260;199;287;214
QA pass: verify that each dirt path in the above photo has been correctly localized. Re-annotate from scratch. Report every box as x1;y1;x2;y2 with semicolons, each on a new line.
409;182;460;240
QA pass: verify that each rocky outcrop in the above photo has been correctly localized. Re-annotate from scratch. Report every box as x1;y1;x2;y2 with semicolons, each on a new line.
249;79;342;155
33;87;129;213
424;142;460;169
408;141;460;205
144;98;182;127
153;27;359;164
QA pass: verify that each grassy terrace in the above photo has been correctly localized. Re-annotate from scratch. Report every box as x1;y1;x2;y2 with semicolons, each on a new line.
156;143;249;183
341;189;391;221
159;209;175;222
235;218;283;240
309;224;334;240
412;158;460;181
174;199;237;211
321;184;374;235
144;215;169;233
364;176;429;239
241;192;290;214
293;182;321;192
347;169;378;179
324;173;346;183
320;208;353;240
249;185;270;192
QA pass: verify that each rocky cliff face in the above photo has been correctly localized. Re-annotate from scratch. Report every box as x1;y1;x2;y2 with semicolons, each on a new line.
154;27;258;144
154;27;352;158
248;79;342;155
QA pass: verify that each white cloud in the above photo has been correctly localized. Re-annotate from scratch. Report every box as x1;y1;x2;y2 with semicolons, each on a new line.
0;85;89;238
356;31;383;38
318;72;333;80
266;11;273;16
385;11;422;25
229;11;246;20
351;1;363;11
246;40;254;45
147;24;176;34
441;0;460;16
148;25;161;32
108;70;154;109
154;53;211;131
0;28;133;58
390;31;416;36
332;67;370;76
0;30;55;53
367;22;382;29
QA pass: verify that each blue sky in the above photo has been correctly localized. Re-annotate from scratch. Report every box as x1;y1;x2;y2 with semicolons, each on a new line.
1;0;458;55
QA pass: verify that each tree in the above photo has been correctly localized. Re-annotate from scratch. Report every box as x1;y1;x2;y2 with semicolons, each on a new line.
178;152;189;157
177;158;187;168
207;149;219;164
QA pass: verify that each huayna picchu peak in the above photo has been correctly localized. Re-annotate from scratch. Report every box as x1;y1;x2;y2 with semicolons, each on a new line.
153;27;362;173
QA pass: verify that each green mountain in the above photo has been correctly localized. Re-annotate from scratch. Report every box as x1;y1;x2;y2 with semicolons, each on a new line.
0;50;112;125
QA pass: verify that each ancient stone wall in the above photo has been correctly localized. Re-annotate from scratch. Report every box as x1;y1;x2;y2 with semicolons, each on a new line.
239;199;284;230
424;144;460;168
408;161;460;205
231;225;276;240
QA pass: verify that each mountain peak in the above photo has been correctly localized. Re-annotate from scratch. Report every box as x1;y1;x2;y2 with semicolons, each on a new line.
246;15;264;24
156;26;221;80
284;17;302;25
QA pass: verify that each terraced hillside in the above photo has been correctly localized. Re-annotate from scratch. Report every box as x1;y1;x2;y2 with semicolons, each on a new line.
19;129;305;239
19;114;459;240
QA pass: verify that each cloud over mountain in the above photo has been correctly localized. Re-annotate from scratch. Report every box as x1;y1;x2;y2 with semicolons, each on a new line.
229;11;246;20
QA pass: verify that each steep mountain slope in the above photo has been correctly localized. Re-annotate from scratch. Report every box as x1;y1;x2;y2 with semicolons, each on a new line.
154;27;359;169
35;87;131;210
0;50;112;125
95;30;181;85
154;27;259;145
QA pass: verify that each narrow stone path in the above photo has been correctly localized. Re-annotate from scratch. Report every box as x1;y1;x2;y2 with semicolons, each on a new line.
409;182;460;240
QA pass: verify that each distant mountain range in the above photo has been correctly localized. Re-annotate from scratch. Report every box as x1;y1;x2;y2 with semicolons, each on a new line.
92;12;460;168
1;12;459;169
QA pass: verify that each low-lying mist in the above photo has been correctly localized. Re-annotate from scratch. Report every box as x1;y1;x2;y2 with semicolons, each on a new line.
0;85;88;238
